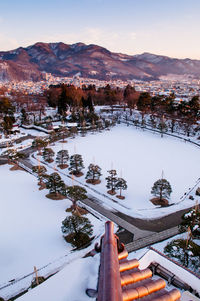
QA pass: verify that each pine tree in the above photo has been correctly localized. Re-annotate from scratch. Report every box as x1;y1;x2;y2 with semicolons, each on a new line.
61;215;93;248
115;177;127;199
158;117;168;137
69;154;84;176
151;178;172;202
4;149;25;162
179;207;200;238
32;138;48;154
32;165;47;175
85;164;102;184
32;165;47;186
46;172;66;196
164;238;200;270
66;185;87;208
106;169;118;195
42;148;55;163
56;150;69;168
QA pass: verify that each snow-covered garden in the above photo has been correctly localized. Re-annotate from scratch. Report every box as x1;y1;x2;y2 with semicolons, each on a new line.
36;123;200;219
1;120;200;299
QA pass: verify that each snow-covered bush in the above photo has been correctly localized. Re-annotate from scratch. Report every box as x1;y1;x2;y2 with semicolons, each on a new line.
164;238;200;274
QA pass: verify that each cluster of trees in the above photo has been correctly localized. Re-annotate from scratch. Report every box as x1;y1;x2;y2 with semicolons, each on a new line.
164;205;200;273
32;164;93;249
46;83;200;123
136;92;200;120
32;138;128;200
124;108;200;138
32;164;88;208
4;148;25;160
106;169;127;199
46;83;125;112
0;97;16;135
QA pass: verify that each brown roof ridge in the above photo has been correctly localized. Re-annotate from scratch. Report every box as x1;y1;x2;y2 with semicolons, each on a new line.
95;221;181;301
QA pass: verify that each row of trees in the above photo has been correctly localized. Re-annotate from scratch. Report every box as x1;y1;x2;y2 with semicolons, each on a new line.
123;110;199;138
135;92;200;120
46;83;199;122
34;149;128;199
32;165;93;249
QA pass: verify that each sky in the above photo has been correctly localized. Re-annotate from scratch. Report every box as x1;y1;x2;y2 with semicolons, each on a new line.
0;0;200;59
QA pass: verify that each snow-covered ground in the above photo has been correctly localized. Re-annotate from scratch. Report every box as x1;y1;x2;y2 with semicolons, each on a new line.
1;121;200;299
16;233;200;301
17;255;100;301
0;164;105;296
36;124;200;219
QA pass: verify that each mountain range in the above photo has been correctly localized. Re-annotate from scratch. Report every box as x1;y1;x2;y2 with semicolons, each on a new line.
0;42;200;82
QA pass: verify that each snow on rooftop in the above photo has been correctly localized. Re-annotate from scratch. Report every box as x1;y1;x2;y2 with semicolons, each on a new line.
17;255;100;301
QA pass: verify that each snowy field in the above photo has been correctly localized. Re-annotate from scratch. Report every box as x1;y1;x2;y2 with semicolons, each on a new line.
0;164;105;292
39;124;200;219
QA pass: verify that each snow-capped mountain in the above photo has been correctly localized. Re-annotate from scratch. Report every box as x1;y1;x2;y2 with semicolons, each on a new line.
0;42;200;82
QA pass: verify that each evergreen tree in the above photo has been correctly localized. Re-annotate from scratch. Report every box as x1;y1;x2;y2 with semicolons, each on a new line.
66;185;87;208
137;92;151;111
151;178;172;201
57;84;68;116
164;239;200;271
46;172;66;196
87;94;94;112
32;165;47;175
42;148;55;163
179;207;200;238
188;95;200;118
21;108;27;124
70;126;78;138
80;119;87;137
32;138;48;155
3;116;15;134
106;169;118;195
149;114;157;129
69;154;84;176
164;204;200;273
4;149;25;162
0;97;15;135
85;164;102;184
32;165;47;186
115;177;127;199
61;215;93;248
56;150;69;168
158;117;168;137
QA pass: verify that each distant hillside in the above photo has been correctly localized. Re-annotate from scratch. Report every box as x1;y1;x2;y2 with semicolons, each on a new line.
0;42;200;82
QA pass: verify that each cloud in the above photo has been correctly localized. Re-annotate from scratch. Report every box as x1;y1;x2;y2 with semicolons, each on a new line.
0;27;138;55
0;34;19;51
39;27;138;55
